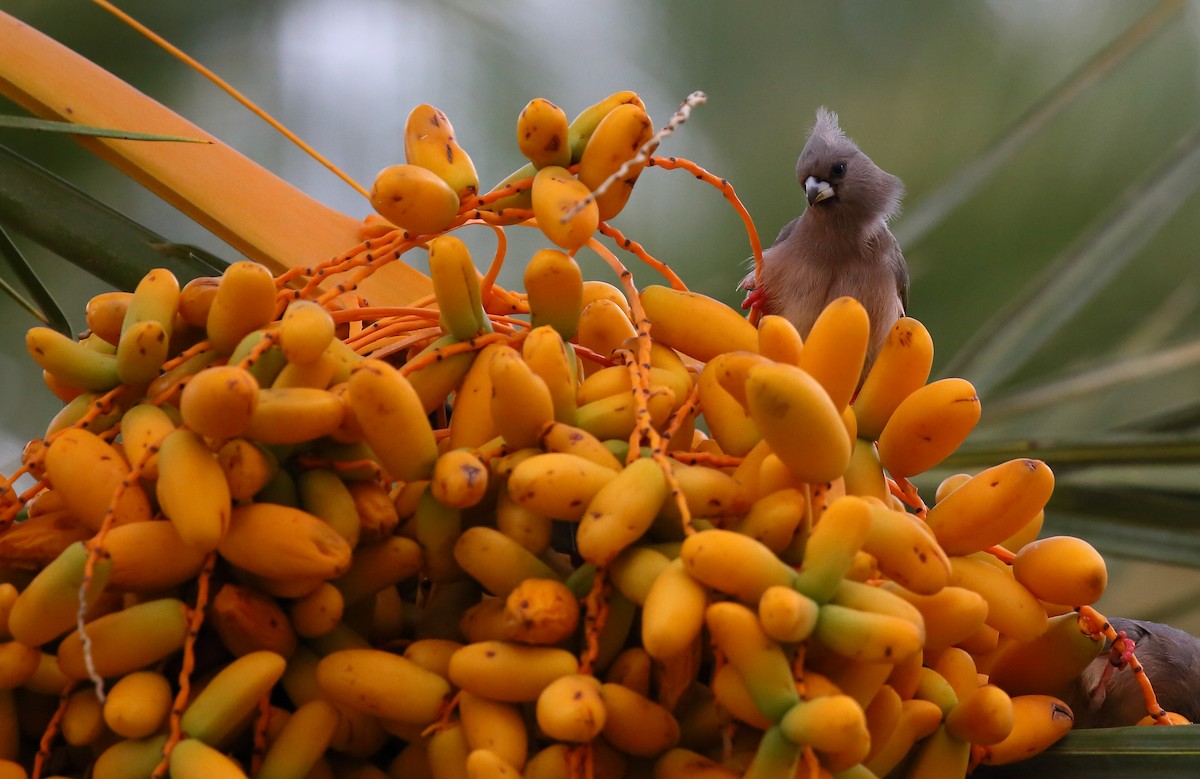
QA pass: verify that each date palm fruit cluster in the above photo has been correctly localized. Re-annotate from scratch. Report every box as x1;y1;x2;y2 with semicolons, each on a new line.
0;91;1153;779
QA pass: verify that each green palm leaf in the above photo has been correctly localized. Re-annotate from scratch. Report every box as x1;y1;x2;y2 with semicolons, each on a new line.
941;121;1200;395
976;726;1200;778
0;114;208;143
0;223;68;332
896;0;1187;250
0;142;227;293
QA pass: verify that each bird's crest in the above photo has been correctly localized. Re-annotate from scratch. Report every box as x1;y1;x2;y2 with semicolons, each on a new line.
802;106;903;222
812;107;846;146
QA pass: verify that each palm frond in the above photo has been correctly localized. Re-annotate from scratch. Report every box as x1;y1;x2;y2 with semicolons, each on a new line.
896;0;1186;249
1048;485;1200;567
0;10;430;305
0;143;225;290
980;338;1200;429
0;222;70;332
944;435;1200;471
976;726;1200;778
0;114;209;143
941;121;1200;394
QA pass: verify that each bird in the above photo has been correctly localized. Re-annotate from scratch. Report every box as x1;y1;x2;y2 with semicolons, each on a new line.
740;107;908;376
1062;617;1200;728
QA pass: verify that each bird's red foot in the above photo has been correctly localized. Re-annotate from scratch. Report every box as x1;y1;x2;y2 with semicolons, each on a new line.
1110;631;1134;668
740;282;767;311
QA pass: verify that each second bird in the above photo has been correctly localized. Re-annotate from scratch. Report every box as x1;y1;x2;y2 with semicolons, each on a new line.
741;107;909;377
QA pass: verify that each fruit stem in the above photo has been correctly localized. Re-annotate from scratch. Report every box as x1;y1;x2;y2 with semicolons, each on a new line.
155;553;217;778
985;545;1017;565
648;154;765;304
31;682;78;779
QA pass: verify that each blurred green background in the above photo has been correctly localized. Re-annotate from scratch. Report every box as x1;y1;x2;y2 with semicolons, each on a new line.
2;0;1199;629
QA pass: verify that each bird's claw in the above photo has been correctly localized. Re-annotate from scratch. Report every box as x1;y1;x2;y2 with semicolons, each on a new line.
740;282;767;311
1110;631;1135;668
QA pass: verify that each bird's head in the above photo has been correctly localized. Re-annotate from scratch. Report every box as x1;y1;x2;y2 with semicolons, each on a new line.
796;107;903;224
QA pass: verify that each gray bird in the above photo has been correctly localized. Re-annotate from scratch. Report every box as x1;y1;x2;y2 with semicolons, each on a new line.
741;108;908;375
1063;617;1200;728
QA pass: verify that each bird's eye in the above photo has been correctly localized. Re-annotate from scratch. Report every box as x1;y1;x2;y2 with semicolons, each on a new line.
831;162;847;178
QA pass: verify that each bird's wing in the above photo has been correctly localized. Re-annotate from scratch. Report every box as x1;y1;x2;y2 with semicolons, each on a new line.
1109;618;1152;646
880;227;909;314
737;215;804;296
895;256;909;315
771;215;802;247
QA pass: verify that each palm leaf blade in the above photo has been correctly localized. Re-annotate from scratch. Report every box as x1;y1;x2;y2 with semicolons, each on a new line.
0;114;208;143
0;10;430;306
981;339;1200;431
1047;484;1200;566
940;122;1200;395
976;726;1200;778
0;222;70;332
943;435;1200;470
896;0;1186;249
0;143;223;289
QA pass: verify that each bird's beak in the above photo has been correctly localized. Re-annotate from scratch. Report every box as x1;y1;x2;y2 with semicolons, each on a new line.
805;175;835;206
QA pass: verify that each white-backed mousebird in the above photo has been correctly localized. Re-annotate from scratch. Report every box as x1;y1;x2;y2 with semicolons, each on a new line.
741;107;908;376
